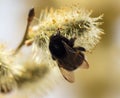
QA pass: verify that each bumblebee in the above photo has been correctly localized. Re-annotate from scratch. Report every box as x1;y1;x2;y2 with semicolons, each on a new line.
49;30;89;83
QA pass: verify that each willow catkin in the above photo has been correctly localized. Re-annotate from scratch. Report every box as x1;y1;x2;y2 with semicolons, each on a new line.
30;6;104;63
0;45;60;97
0;46;18;93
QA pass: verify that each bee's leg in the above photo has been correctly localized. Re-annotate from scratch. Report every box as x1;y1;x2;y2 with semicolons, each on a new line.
74;46;86;52
56;28;61;35
52;55;56;60
69;37;76;47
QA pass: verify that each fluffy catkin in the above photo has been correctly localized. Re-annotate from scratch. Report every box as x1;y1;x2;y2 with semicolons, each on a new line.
0;45;18;93
0;45;60;96
29;6;104;65
29;6;104;53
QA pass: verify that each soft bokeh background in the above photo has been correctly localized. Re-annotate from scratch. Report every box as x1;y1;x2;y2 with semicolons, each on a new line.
0;0;120;98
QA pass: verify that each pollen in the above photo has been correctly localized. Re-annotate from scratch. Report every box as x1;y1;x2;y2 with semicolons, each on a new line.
52;19;56;24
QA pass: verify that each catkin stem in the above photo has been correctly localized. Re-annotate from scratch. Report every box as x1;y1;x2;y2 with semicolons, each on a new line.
13;8;35;55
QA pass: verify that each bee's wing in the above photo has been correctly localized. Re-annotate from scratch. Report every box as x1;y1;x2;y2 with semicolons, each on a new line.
80;59;89;69
62;40;89;69
62;40;75;54
59;67;75;83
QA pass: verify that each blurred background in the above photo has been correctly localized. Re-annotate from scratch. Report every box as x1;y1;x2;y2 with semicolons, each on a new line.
0;0;120;98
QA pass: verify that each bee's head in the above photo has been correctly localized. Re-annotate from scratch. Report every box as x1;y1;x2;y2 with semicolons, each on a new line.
50;30;61;40
49;31;67;59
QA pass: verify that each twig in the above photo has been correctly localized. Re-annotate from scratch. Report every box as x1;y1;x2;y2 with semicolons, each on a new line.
14;8;35;55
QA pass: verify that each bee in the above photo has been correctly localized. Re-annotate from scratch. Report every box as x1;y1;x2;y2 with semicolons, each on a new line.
49;30;89;83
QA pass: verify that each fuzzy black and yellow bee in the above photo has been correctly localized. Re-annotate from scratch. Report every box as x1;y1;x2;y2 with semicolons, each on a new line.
49;30;89;83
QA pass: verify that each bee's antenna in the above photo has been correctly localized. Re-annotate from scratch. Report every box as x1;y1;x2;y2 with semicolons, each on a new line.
13;8;35;55
56;28;61;35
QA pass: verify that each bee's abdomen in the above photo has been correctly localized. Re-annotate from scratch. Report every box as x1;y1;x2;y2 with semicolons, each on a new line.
59;52;84;71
